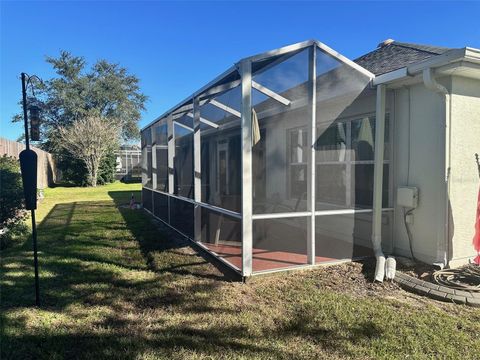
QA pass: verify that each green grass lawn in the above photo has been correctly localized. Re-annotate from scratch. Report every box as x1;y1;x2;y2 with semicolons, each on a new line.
1;182;480;359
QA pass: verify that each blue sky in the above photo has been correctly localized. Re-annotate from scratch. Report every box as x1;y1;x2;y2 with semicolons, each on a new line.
1;1;479;141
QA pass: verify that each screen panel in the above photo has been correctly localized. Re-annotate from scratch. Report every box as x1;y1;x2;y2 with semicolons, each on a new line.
173;122;194;199
252;216;308;272
199;83;242;213
315;211;392;261
169;197;194;238
153;191;169;223
154;119;169;192
251;48;311;214
315;48;386;211
141;128;153;188
199;207;242;271
142;188;153;212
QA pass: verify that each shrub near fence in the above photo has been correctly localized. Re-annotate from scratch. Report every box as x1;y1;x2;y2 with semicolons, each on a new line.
0;155;27;249
0;137;58;189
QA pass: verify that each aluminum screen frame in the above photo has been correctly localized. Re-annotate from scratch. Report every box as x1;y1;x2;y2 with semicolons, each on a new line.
141;41;393;277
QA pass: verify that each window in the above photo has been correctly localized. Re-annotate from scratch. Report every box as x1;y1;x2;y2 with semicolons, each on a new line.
288;127;309;200
314;114;390;210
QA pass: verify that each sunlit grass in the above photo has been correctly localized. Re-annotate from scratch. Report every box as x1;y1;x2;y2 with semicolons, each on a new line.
1;181;479;359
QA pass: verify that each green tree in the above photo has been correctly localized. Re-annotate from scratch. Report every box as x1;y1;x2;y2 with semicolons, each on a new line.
13;51;147;185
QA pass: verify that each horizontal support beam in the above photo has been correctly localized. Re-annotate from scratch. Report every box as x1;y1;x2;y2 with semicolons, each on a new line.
199;79;241;99
150;188;242;219
209;99;241;118
314;208;394;216
252;81;291;106
250;207;395;220
173;121;194;132
252;211;311;220
172;99;209;120
186;112;220;129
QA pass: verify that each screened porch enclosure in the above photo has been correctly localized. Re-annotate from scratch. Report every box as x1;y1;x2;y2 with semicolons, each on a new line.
141;41;393;276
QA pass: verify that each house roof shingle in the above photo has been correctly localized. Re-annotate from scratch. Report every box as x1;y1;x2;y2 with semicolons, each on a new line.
354;41;453;76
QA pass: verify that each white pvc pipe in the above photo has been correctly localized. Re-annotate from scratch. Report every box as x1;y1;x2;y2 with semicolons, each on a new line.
385;256;396;280
374;255;386;282
372;84;387;258
372;84;387;282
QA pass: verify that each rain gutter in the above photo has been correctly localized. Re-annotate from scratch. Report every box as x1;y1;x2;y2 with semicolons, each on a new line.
373;47;480;86
372;83;387;281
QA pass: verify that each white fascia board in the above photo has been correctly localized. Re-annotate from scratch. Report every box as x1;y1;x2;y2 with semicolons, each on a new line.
465;47;480;62
373;68;409;86
436;61;480;76
374;47;480;86
252;81;291;106
407;48;468;74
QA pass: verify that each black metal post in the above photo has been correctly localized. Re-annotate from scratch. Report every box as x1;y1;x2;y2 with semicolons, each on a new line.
21;72;40;306
31;210;40;305
21;73;30;150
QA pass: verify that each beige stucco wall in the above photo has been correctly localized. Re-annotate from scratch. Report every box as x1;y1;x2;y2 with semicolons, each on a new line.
448;76;480;266
392;82;448;264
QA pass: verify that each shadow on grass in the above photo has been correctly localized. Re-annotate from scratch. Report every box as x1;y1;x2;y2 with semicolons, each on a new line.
0;189;397;360
108;190;241;281
2;189;232;305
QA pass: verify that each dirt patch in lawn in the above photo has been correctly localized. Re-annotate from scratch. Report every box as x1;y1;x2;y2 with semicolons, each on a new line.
248;259;469;312
142;207;476;320
396;258;438;282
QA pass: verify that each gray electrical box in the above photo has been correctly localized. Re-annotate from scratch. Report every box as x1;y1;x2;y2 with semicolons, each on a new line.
397;187;419;208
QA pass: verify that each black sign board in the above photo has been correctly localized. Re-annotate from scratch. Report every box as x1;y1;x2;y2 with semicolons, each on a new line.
19;149;38;210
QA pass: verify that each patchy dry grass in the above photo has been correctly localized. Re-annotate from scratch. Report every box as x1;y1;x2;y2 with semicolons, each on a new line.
1;182;480;359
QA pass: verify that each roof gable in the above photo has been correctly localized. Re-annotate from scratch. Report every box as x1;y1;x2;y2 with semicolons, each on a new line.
354;41;453;76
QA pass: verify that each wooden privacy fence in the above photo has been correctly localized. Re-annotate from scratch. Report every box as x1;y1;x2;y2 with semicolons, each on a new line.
0;137;58;188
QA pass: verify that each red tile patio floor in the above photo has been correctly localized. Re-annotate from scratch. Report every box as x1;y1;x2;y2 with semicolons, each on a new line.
203;243;348;272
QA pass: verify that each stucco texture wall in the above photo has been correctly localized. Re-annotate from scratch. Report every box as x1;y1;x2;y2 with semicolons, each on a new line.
392;83;447;264
448;76;480;266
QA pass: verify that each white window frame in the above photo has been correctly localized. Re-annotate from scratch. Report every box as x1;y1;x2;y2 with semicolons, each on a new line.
286;112;391;210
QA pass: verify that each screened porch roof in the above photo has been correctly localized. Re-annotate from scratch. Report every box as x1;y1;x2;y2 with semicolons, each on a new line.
141;40;375;132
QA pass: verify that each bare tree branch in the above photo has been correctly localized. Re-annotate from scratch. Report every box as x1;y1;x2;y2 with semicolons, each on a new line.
58;116;120;186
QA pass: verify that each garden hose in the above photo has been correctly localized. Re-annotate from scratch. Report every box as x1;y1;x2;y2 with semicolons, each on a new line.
433;265;480;292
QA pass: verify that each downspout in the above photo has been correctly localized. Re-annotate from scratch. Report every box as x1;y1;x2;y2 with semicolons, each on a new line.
372;84;387;281
422;68;450;268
